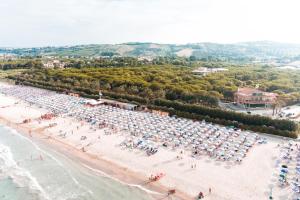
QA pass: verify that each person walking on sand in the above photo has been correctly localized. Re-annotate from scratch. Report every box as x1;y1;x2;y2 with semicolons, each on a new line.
167;189;176;196
198;191;204;199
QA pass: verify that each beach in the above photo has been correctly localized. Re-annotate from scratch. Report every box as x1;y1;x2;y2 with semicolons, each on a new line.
0;82;297;200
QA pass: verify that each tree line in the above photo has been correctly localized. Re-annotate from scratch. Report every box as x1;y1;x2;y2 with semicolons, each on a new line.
0;60;42;70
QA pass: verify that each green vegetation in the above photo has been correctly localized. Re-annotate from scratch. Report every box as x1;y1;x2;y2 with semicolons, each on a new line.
63;56;198;68
8;63;300;138
212;65;300;105
0;69;27;79
3;41;300;61
0;59;42;70
12;65;220;106
11;64;300;105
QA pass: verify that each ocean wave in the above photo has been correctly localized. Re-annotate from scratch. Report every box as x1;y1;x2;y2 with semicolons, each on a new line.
0;125;156;200
0;144;50;200
0;125;93;200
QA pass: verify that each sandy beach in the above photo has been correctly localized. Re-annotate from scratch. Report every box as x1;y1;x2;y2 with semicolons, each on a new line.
0;82;296;200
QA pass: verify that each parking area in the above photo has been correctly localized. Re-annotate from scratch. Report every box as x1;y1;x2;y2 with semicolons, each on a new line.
220;102;300;122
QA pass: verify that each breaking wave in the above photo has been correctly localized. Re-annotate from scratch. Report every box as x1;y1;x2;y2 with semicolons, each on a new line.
0;144;50;200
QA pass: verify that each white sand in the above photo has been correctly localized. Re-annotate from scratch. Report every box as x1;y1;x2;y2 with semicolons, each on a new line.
0;86;293;200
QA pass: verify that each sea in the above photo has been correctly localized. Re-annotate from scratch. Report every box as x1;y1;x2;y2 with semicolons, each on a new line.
0;125;154;200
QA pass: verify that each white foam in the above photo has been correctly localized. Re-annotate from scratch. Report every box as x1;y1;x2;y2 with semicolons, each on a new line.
0;144;50;200
1;125;158;198
1;125;93;199
82;164;162;195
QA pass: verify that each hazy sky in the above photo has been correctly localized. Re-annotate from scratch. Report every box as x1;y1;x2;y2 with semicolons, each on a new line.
1;0;300;47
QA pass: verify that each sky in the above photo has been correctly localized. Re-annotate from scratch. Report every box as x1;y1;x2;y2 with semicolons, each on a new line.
1;0;300;47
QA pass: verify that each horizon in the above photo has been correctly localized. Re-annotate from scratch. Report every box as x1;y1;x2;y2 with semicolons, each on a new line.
1;0;300;47
2;40;300;49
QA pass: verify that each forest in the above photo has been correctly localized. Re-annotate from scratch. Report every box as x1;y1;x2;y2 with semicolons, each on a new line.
11;64;300;105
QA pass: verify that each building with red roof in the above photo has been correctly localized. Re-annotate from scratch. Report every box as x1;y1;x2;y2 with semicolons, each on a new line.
234;87;277;107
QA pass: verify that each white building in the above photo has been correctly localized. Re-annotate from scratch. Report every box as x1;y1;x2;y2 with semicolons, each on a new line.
42;60;65;69
192;67;228;76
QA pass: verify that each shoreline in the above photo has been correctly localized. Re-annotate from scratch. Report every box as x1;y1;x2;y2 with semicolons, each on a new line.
0;116;193;200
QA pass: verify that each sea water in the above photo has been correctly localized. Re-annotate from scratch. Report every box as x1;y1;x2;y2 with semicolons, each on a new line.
0;125;153;200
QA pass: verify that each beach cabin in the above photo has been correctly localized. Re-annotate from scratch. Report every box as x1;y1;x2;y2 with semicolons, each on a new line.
151;110;169;117
85;99;103;107
102;99;138;111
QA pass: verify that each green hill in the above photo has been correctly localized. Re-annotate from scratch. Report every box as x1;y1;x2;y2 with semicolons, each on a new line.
2;41;300;60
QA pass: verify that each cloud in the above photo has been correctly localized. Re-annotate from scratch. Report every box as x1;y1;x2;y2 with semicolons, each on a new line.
1;0;300;47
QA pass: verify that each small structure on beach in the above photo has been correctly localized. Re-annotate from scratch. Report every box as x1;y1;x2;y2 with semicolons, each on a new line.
102;99;138;111
151;110;169;117
85;99;103;107
68;92;80;97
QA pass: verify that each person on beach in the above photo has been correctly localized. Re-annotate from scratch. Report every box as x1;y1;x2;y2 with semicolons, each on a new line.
167;189;176;196
149;174;154;181
198;192;204;199
209;187;212;194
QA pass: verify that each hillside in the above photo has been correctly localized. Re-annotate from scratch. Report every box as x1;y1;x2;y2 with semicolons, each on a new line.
2;41;300;61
